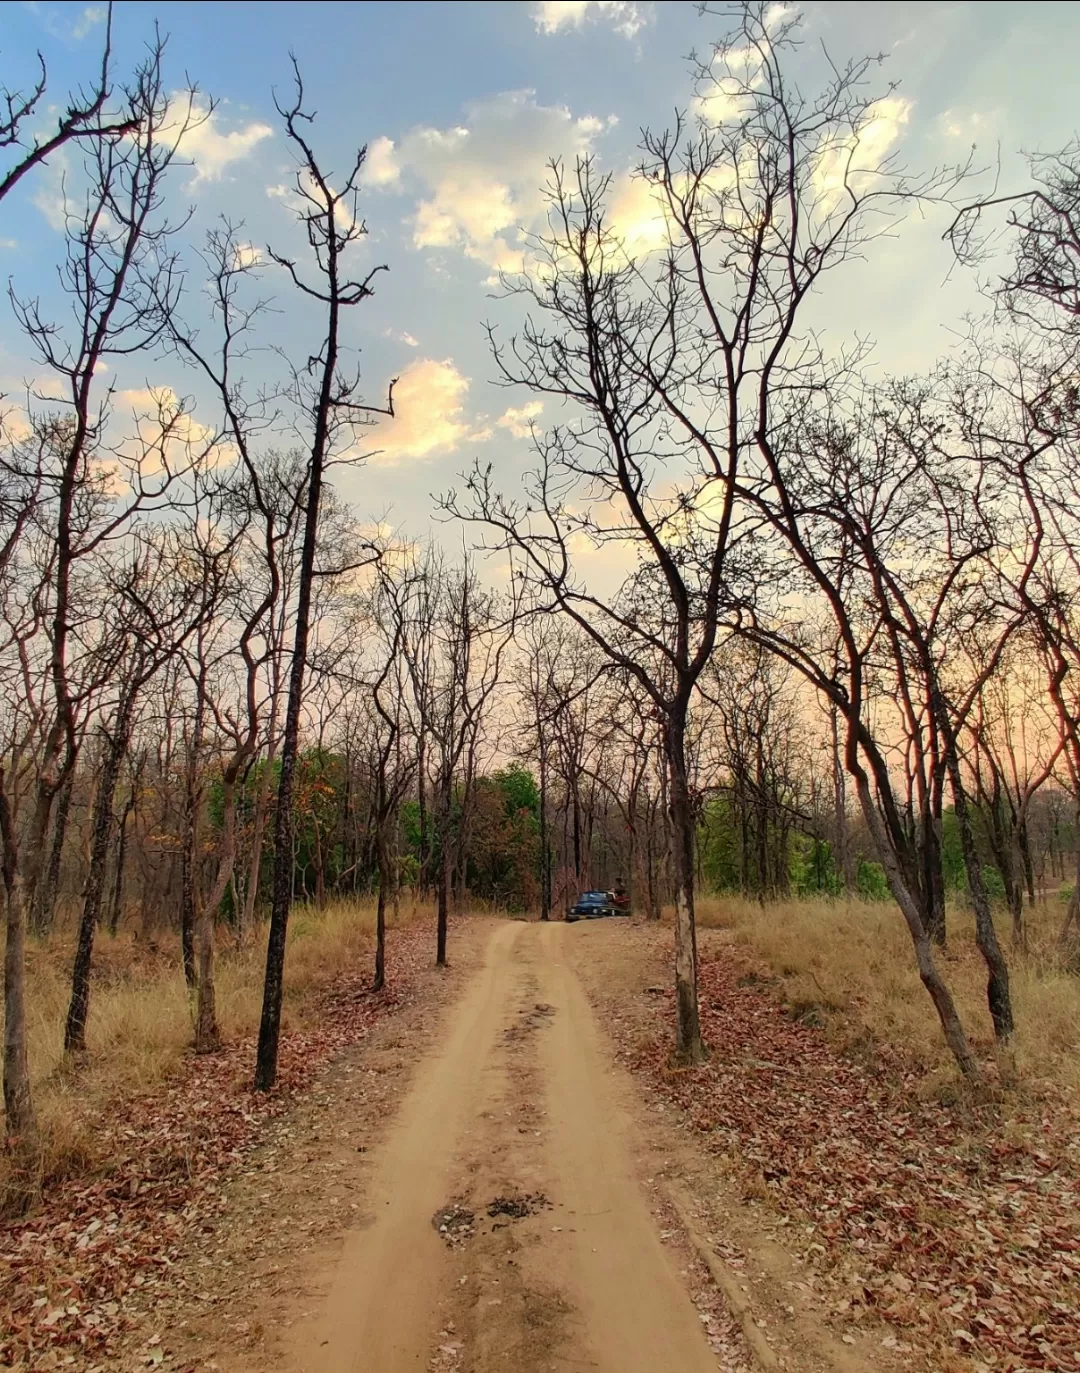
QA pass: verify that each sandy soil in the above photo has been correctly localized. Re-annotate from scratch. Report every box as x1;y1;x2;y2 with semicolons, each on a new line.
119;919;904;1373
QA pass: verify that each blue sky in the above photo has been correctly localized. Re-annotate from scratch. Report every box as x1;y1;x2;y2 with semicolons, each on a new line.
3;0;1080;540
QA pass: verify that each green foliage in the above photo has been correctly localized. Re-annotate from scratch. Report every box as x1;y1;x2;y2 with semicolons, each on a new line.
400;798;422;856
698;797;742;892
491;763;540;821
206;748;347;902
856;860;890;901
981;864;1006;900
466;772;539;910
790;834;842;897
940;809;966;891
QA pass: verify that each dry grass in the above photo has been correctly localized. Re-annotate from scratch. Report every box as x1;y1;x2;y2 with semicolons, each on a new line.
694;893;1080;1097
4;897;430;1206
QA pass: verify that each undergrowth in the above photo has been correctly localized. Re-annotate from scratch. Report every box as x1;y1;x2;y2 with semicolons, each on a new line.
694;894;1080;1097
2;898;429;1215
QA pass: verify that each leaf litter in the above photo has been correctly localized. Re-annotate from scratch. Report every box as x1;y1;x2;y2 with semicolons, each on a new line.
0;923;434;1371
602;932;1080;1373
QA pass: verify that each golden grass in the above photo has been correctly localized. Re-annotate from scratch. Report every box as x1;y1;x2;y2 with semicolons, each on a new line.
694;893;1080;1096
3;897;431;1212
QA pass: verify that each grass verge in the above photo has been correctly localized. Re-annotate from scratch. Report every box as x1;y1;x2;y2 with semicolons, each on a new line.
694;893;1080;1096
3;897;428;1215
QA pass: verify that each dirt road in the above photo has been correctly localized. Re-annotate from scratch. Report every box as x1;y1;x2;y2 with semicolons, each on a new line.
285;920;727;1373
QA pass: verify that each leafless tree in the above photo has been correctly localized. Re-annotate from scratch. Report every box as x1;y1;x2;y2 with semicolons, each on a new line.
251;65;393;1092
2;41;203;1140
424;556;513;965
447;2;959;1062
65;531;200;1054
0;3;137;208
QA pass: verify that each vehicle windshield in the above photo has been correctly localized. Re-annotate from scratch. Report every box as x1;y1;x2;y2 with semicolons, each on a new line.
580;891;608;901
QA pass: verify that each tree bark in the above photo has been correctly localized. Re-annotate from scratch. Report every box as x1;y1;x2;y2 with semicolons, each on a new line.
373;828;388;992
193;769;239;1054
0;773;38;1142
538;734;550;921
108;788;135;936
665;704;706;1065
853;769;981;1081
830;703;855;896
32;768;75;937
180;706;203;988
944;758;1014;1041
65;711;132;1054
436;775;452;966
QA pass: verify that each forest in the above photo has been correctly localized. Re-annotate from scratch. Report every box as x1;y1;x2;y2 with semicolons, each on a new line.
3;0;1080;1130
1;3;1080;1368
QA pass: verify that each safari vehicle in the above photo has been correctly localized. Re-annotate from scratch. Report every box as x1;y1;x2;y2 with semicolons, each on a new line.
566;889;629;922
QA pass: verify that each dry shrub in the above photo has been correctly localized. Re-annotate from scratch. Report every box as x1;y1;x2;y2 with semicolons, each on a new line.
694;893;1080;1095
2;897;430;1212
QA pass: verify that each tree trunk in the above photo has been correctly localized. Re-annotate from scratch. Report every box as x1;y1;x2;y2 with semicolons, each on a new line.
254;247;340;1090
923;793;948;947
665;704;706;1065
644;795;662;921
180;728;201;989
255;663;308;1091
539;737;550;921
242;753;273;933
853;769;981;1081
0;771;41;1143
4;749;69;1138
32;768;75;937
108;789;135;936
2;879;35;1143
437;850;450;965
313;819;327;910
830;703;855;896
944;751;1014;1041
436;775;451;965
417;736;429;896
194;771;238;1055
373;827;388;992
1059;815;1080;959
65;715;131;1054
572;785;583;890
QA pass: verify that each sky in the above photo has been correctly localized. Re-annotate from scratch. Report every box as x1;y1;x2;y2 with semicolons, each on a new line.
2;0;1080;547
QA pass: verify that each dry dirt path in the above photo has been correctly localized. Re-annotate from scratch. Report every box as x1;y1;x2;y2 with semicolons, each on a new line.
282;919;735;1373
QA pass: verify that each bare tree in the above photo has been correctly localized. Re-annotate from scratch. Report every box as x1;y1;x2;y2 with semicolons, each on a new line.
0;3;136;207
424;556;513;965
65;533;198;1054
447;3;953;1062
363;557;420;988
2;42;202;1140
252;66;393;1092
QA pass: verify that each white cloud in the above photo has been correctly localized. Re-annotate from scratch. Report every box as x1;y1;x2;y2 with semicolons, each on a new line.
25;1;105;41
812;96;912;207
0;237;17;250
71;5;105;39
31;150;70;231
165;100;273;187
384;328;419;347
361;136;400;188
115;386;222;472
938;107;994;143
266;169;356;232
496;401;543;438
29;102;271;230
533;1;649;39
385;90;616;277
231;241;262;269
368;358;490;464
607;173;674;256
